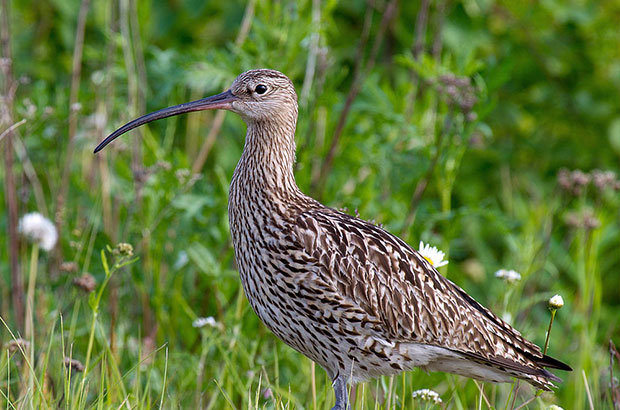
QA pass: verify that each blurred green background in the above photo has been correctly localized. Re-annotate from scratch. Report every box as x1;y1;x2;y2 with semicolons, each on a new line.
1;0;619;408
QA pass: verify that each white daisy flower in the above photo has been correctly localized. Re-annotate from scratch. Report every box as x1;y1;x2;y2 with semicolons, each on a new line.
418;241;448;268
18;212;58;251
192;316;222;330
494;269;521;284
548;294;564;310
412;388;442;403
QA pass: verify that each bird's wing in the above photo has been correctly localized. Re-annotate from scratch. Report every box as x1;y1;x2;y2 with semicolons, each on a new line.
292;207;566;376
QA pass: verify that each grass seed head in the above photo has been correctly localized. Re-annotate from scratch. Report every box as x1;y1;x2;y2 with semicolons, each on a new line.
64;357;85;372
60;261;78;273
4;338;30;354
73;273;97;293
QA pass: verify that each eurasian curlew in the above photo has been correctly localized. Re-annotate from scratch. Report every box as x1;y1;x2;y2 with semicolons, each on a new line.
95;69;571;409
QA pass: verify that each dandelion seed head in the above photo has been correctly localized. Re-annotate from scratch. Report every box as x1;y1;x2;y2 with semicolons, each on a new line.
412;388;442;404
494;269;521;284
548;294;564;310
418;241;449;268
18;212;58;251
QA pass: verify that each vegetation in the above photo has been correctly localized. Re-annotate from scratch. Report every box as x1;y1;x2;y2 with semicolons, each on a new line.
1;0;619;408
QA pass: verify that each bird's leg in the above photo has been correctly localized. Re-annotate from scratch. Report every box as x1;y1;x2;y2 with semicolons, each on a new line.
331;375;350;410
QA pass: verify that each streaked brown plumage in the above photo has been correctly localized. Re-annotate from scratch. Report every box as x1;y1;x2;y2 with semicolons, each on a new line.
96;69;571;409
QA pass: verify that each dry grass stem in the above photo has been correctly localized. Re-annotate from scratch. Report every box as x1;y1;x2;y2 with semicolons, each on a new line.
191;0;257;175
1;0;24;332
56;0;91;239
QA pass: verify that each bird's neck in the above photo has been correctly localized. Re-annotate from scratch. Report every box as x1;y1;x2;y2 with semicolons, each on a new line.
231;120;301;201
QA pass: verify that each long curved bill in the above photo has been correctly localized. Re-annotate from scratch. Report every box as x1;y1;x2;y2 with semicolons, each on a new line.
94;89;237;153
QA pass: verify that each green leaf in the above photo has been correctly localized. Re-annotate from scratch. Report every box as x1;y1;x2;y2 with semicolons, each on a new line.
187;242;219;275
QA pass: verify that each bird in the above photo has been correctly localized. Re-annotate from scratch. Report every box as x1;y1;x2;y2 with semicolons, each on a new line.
95;69;571;409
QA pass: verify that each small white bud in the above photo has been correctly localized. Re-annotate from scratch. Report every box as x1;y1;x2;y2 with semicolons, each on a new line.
548;294;564;310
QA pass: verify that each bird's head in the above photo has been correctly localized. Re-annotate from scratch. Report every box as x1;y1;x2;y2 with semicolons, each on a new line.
228;69;297;123
94;69;298;153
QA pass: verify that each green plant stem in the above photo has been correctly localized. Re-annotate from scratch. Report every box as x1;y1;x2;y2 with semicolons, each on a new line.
78;249;113;403
24;242;39;399
25;243;39;340
543;310;556;355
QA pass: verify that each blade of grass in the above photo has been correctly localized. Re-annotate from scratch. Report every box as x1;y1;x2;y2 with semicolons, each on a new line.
158;346;168;409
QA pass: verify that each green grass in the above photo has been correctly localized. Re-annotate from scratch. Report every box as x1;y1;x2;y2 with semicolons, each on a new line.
1;0;619;408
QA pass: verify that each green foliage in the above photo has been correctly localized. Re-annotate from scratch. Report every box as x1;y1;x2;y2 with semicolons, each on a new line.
1;0;619;408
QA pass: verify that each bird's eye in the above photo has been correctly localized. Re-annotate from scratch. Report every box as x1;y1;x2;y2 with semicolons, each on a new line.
255;84;268;95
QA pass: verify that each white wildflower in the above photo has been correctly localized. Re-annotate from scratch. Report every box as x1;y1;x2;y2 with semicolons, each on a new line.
547;405;564;410
418;241;448;268
18;212;58;251
494;269;521;284
412;388;442;403
548;294;564;310
192;316;222;330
